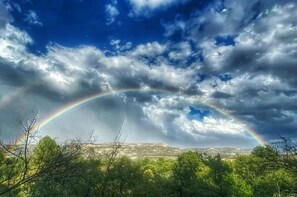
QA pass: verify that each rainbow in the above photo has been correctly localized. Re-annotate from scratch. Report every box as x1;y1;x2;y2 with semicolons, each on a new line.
7;88;266;155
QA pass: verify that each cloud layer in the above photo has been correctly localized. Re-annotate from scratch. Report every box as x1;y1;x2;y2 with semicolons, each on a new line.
0;0;296;147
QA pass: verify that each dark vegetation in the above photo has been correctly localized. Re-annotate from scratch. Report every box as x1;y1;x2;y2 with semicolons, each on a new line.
0;115;296;196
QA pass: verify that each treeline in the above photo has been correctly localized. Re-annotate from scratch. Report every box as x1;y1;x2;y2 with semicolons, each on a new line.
0;136;297;197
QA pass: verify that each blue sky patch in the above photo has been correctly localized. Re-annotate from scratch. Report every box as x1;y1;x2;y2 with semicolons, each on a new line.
215;35;236;46
218;73;233;82
6;0;215;54
187;106;211;121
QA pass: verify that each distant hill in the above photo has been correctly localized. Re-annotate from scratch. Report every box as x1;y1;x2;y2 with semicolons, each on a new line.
81;143;251;160
1;143;251;159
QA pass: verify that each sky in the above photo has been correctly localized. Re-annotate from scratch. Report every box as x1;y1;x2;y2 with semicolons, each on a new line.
0;0;296;148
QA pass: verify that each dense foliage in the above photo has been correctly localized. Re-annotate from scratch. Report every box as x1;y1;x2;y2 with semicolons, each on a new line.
0;136;296;197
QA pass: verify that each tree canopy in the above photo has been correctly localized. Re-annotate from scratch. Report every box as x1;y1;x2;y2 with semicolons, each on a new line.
0;136;296;196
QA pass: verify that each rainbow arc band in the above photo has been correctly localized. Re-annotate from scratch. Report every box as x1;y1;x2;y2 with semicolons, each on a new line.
7;88;266;155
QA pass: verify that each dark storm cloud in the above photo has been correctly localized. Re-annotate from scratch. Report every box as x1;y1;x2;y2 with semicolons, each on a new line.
169;1;297;140
0;62;27;86
211;91;232;99
257;123;297;141
192;1;297;88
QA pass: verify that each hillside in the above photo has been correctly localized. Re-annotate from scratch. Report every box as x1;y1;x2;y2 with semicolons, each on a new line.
81;143;251;160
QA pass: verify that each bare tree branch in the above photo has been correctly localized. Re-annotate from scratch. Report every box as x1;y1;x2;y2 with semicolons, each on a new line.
100;118;126;197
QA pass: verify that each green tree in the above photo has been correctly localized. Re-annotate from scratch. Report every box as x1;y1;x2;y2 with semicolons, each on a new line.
76;159;102;196
206;154;252;197
172;151;207;197
234;145;297;197
31;136;61;168
135;158;174;197
0;157;23;196
252;168;296;197
29;136;83;197
206;154;231;196
107;156;142;196
0;151;4;161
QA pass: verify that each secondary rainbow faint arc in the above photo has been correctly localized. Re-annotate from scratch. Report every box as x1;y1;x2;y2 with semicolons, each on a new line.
9;88;266;153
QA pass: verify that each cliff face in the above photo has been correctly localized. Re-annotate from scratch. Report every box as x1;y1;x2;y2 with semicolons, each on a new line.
81;143;251;160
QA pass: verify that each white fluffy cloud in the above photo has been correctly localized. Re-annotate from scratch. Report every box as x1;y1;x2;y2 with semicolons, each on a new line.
142;95;251;146
0;24;197;96
110;39;132;51
168;41;192;62
166;1;297;136
105;1;119;25
24;10;42;26
201;3;297;74
0;24;32;63
130;41;167;57
128;0;189;16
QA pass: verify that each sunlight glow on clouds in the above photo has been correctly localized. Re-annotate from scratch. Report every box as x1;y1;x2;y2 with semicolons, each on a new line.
143;95;246;137
0;24;32;63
